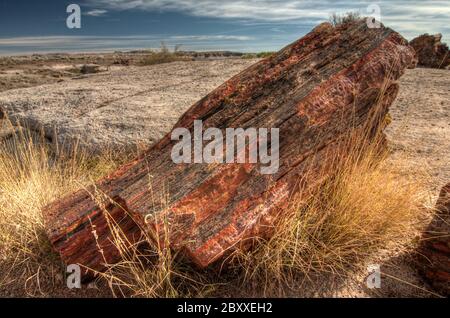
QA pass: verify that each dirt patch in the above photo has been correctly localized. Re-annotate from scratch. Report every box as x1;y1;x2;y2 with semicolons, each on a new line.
386;68;450;196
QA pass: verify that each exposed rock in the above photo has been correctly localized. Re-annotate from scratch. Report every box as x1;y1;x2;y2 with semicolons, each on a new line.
0;59;257;152
43;20;415;278
410;34;450;69
417;183;450;297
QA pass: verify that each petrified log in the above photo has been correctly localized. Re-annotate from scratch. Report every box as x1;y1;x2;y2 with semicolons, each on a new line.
410;33;450;69
417;183;450;297
43;20;416;278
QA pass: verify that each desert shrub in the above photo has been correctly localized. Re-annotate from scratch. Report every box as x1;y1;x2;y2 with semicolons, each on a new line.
0;123;124;296
233;140;427;295
242;52;275;59
256;52;275;58
140;43;187;66
329;11;362;26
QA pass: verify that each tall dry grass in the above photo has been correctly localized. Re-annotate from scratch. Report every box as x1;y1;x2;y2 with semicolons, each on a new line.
0;124;122;296
140;43;188;66
329;12;362;26
232;140;429;296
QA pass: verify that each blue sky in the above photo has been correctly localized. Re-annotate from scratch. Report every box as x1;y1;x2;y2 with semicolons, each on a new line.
0;0;449;55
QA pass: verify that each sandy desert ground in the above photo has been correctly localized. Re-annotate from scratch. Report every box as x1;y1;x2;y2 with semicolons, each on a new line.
0;55;448;297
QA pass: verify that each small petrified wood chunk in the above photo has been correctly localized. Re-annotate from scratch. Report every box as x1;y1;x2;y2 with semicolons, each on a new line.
417;183;450;297
410;33;450;69
43;20;416;278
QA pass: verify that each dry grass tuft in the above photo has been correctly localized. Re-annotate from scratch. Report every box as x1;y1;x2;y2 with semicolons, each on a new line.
233;140;429;296
0;125;122;296
242;52;276;59
140;43;189;66
87;184;219;298
94;226;217;298
329;12;362;27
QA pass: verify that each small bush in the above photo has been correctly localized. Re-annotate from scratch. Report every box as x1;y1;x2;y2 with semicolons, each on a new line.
234;143;427;295
256;52;275;58
140;43;187;66
0;123;124;296
242;52;275;59
329;12;361;26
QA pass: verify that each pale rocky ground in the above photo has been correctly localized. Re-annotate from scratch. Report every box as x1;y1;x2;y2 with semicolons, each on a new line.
386;68;450;195
0;57;448;297
0;59;258;152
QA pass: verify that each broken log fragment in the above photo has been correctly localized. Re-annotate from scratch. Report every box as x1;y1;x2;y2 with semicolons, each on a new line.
43;20;416;278
417;183;450;297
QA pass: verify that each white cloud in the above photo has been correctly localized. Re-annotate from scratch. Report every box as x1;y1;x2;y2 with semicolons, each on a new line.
85;9;108;17
86;0;450;23
85;0;450;42
86;0;330;21
2;0;450;55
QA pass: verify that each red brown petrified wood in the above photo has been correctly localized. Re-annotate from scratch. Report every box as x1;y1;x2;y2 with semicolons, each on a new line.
43;20;416;278
417;183;450;297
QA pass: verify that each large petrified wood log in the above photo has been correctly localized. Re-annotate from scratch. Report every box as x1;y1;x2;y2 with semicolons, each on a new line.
43;20;416;278
417;183;450;297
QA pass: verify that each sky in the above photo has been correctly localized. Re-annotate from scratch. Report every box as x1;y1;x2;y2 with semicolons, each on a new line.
0;0;449;55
